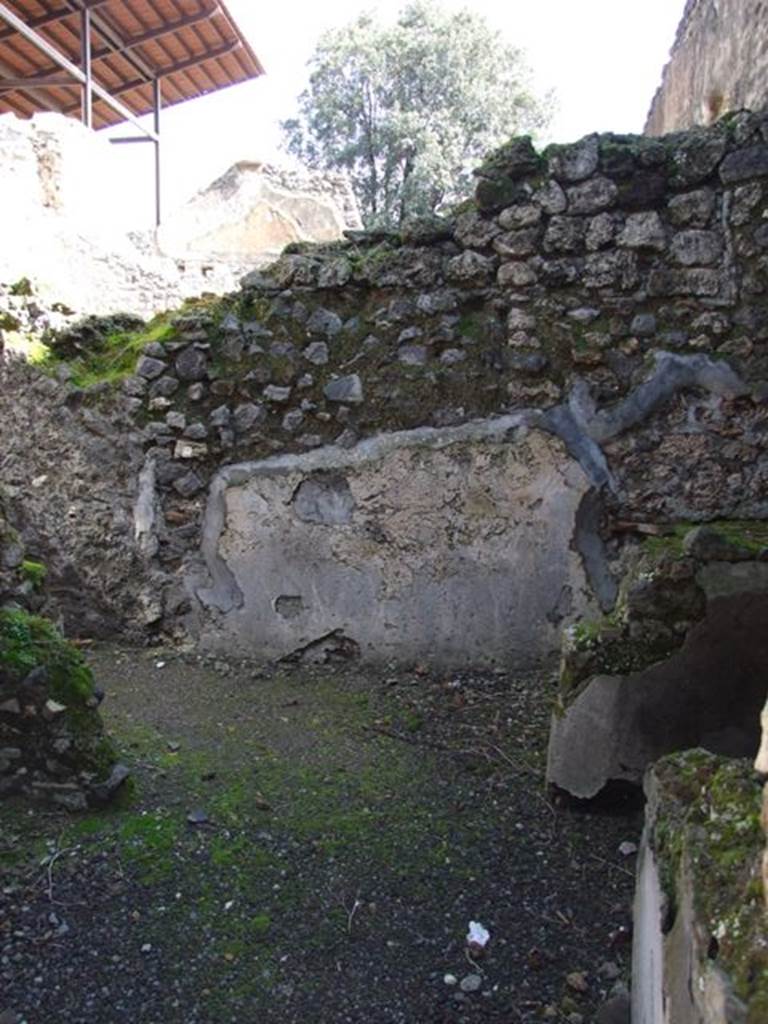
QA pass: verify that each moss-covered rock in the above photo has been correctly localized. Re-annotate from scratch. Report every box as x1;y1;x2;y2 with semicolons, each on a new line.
648;750;768;1022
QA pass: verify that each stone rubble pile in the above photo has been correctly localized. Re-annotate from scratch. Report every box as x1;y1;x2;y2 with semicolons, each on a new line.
0;490;127;810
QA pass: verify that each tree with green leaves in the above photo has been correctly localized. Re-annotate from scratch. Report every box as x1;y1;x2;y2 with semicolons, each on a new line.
282;1;553;229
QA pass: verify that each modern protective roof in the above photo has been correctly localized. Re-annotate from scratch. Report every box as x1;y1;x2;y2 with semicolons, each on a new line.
0;1;264;129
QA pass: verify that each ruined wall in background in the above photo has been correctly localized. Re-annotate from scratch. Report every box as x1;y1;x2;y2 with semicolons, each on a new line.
3;114;768;665
646;0;768;135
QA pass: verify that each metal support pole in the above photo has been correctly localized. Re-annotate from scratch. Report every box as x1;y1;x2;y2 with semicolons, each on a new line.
80;6;92;128
153;76;162;227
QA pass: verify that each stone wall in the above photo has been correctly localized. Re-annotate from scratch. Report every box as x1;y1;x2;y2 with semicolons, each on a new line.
0;489;126;810
3;114;768;666
0;113;359;321
646;0;768;135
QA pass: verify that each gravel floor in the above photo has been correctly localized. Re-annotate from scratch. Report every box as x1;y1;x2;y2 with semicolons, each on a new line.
0;647;641;1024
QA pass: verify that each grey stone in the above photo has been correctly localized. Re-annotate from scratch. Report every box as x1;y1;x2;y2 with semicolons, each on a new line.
234;402;266;432
210;405;231;428
165;411;186;431
306;307;343;336
548;135;599;182
497;260;538;287
136;355;167;380
185;421;208;442
480;135;541;179
317;258;352;289
220;313;241;333
507;308;536;333
446;250;495;283
397;326;423;344
460;974;483;993
509;351;549;374
150;375;180;399
187;382;206;401
453;210;500;249
395;339;428;368
498;203;541;229
416;289;459;315
143;341;166;358
440;348;466;365
670;229;722;266
303;341;329;365
667;188;715;227
670;131;727;186
630;313;657;337
544;216;586;253
323;374;364;404
282;410;305;433
719;144;768;185
534;179;568;213
648;268;722;296
617;211;666;250
586;213;616;251
568;307;601;323
183;422;208;441
122;375;148;397
297;373;314;389
174;471;205;498
493;228;540;257
175;346;208;382
566;176;618;214
263;385;292;403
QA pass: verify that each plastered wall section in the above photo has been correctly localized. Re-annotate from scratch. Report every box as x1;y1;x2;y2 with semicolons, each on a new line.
192;420;593;667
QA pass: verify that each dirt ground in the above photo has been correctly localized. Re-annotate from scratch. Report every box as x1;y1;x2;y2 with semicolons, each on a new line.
0;646;640;1024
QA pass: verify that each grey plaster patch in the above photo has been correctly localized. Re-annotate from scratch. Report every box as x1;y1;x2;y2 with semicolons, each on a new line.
573;489;618;612
292;475;356;525
192;416;595;666
133;456;159;559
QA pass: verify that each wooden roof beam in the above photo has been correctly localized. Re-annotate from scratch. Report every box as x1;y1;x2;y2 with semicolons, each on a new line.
0;0;110;43
0;72;73;89
87;6;223;64
60;39;239;113
0;1;157;140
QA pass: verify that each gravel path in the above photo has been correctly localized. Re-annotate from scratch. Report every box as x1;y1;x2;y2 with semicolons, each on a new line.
1;647;640;1024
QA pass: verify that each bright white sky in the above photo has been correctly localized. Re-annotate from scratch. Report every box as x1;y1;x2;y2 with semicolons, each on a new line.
107;0;688;227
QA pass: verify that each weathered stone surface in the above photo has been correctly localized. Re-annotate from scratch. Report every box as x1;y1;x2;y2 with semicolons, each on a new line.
446;250;495;284
720;145;768;185
646;0;768;135
566;176;618;214
647;267;722;296
667;188;715;227
323;375;363;404
175;346;208;382
193;422;592;666
617;211;666;250
548;543;768;798
670;229;722;266
136;356;167;380
548;135;599;183
632;752;766;1024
